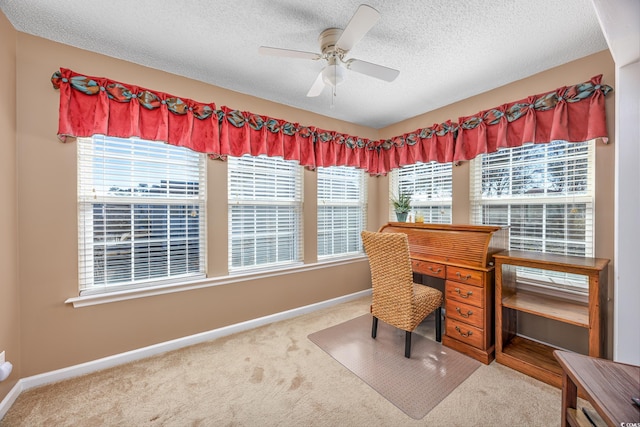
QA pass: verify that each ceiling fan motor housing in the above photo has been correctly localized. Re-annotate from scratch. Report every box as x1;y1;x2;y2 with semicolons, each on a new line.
319;28;344;55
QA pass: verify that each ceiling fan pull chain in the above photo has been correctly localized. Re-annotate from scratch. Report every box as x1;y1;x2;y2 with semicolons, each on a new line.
330;86;336;109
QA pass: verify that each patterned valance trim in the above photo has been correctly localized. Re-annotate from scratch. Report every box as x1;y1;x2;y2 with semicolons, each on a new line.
51;68;612;175
453;74;612;162
372;120;457;173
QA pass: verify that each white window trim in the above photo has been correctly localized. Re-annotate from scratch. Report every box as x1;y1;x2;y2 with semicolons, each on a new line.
77;136;207;295
227;155;303;272
317;166;367;260
515;273;589;304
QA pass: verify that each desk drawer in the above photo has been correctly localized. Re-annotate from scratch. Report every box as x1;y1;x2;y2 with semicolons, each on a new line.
446;266;483;287
446;317;484;349
411;259;446;278
445;280;483;308
445;299;484;329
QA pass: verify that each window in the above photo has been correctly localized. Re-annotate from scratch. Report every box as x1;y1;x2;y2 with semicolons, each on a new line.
317;166;367;258
470;140;595;294
390;162;452;223
228;155;303;271
78;136;207;295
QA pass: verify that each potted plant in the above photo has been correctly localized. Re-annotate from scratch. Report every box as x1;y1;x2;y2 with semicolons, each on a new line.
391;192;412;222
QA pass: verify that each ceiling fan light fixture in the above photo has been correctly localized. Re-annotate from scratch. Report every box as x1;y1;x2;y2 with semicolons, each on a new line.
322;63;347;87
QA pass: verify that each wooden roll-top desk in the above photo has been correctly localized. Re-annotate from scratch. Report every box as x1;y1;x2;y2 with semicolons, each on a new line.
379;223;509;364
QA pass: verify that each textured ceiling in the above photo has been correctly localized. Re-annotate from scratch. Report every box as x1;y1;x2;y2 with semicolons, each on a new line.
1;0;607;129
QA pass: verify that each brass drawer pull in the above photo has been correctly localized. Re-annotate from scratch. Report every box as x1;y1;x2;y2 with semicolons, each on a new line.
428;266;442;273
455;326;473;338
456;272;472;280
455;307;473;318
454;288;473;298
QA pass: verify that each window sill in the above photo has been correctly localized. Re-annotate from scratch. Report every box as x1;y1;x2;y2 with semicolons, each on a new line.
516;279;589;304
65;255;367;308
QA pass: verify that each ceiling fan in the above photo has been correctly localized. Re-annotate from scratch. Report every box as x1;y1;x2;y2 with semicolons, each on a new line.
259;4;400;97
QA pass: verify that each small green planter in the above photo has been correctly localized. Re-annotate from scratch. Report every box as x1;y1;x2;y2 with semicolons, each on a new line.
392;192;412;223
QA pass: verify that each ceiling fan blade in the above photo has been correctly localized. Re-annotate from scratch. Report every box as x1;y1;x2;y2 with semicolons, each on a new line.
335;4;380;52
259;46;321;61
306;71;325;97
347;59;400;82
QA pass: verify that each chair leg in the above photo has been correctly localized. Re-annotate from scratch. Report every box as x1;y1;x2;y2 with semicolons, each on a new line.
435;306;442;343
371;316;378;339
405;331;412;358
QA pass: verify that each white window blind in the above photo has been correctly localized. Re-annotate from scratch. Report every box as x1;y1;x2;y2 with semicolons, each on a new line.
317;166;367;258
470;140;595;293
228;155;303;271
390;162;452;223
78;136;207;295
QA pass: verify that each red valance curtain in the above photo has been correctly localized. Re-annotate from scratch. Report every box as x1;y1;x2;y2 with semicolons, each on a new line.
313;128;375;171
51;68;222;156
453;74;611;162
218;106;315;167
51;68;366;170
372;120;457;175
51;68;612;175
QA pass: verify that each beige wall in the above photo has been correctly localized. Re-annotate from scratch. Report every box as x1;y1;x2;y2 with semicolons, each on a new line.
15;33;374;378
376;50;616;355
0;11;20;397
0;15;618;406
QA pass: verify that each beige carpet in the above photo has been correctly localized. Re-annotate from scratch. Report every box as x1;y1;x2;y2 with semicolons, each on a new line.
0;296;563;426
308;313;480;419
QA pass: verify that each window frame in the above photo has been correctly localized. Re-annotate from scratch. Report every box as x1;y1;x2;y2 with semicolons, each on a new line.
389;161;453;224
317;166;367;259
77;135;207;296
227;154;303;273
470;139;595;297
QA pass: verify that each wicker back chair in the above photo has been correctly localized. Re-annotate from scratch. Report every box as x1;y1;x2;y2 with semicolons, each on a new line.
361;230;443;358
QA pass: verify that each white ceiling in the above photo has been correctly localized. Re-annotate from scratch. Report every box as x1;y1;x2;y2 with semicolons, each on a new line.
1;0;608;129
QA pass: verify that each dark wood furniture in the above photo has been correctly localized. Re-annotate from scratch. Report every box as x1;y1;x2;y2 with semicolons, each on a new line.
554;350;640;427
494;250;609;388
379;223;509;364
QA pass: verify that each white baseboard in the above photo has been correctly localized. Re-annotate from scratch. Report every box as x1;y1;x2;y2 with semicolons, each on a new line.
0;381;23;421
0;289;370;420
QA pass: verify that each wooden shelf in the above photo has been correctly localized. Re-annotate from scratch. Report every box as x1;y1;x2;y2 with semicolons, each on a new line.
501;335;564;377
494;250;609;388
494;250;610;274
566;407;607;427
502;291;589;328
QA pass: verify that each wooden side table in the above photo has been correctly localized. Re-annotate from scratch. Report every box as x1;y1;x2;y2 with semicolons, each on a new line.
493;250;609;387
554;350;640;426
